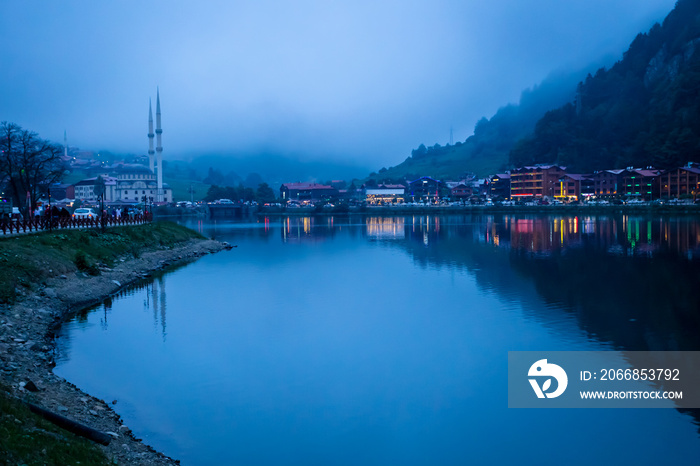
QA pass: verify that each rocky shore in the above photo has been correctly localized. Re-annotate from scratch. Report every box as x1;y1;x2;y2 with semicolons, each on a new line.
0;238;227;464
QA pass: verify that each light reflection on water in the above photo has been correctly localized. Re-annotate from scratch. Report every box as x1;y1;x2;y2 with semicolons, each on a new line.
54;215;700;465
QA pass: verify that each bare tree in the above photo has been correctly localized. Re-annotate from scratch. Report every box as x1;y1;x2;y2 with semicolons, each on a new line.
0;121;66;217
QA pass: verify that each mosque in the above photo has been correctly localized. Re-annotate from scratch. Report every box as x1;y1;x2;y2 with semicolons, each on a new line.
67;89;173;204
113;89;172;204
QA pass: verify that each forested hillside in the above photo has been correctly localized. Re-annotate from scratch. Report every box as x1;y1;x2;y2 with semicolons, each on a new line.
368;68;584;180
510;0;700;172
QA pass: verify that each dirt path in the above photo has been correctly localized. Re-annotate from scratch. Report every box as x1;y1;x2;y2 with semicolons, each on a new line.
0;238;227;464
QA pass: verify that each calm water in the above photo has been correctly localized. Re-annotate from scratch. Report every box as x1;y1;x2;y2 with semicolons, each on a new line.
55;214;700;465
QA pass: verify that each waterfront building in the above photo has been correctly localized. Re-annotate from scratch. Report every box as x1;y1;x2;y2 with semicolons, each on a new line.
449;182;473;200
510;165;567;199
364;184;406;204
620;168;660;200
658;164;700;199
489;173;511;199
407;176;442;202
280;183;339;203
591;169;624;197
554;174;594;201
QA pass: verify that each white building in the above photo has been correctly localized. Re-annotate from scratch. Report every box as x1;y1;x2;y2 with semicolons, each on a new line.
72;165;171;203
72;176;117;202
114;165;171;203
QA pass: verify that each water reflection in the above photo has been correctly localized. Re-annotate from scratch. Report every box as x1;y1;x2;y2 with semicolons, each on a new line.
183;214;700;353
366;217;405;240
481;214;700;258
55;214;700;464
146;277;168;341
55;275;171;362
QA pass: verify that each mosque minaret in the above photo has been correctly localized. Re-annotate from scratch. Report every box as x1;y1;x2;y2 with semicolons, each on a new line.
155;88;164;202
147;88;164;202
148;99;155;175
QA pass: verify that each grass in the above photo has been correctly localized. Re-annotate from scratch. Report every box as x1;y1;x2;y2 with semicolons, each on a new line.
166;178;210;202
0;221;204;303
0;384;111;465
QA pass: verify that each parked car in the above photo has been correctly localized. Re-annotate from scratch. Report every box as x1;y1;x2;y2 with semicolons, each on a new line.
72;207;97;219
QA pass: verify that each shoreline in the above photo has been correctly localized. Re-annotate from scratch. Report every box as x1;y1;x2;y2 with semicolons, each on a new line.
253;204;700;216
0;237;227;465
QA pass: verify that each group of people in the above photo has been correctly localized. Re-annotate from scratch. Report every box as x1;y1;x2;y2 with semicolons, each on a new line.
106;207;143;219
34;206;70;219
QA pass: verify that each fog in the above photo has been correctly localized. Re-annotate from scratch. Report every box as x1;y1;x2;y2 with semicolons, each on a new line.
0;0;676;170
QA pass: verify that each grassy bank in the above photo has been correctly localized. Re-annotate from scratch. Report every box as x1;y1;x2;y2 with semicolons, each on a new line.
0;222;205;464
0;382;111;465
0;221;204;304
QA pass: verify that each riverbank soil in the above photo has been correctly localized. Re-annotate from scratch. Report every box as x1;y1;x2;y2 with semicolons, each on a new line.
0;222;226;464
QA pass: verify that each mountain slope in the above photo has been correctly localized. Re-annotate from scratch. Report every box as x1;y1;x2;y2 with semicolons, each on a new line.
367;69;588;180
510;0;700;172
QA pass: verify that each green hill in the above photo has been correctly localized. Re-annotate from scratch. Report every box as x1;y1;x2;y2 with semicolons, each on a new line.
368;65;600;182
371;0;697;182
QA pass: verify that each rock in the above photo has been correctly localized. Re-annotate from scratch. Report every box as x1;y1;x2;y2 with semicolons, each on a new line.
57;405;68;412
24;380;40;392
60;274;67;279
106;431;120;438
89;409;98;416
13;338;26;343
43;288;57;298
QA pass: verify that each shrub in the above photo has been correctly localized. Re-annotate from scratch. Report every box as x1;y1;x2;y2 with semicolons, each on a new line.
74;251;100;276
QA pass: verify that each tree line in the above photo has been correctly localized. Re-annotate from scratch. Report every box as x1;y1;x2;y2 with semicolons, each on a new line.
204;182;276;204
509;0;700;172
0;122;66;217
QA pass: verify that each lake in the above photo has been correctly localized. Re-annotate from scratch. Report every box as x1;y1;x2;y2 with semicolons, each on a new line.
54;214;700;465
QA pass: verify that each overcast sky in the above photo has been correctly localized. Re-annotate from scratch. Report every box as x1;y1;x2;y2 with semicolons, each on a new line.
0;0;676;169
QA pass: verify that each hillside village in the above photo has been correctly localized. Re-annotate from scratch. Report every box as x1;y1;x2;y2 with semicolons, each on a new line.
281;162;700;206
9;151;700;218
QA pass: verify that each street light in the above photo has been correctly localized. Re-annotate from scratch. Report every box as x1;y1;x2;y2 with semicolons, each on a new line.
47;187;52;232
100;192;105;232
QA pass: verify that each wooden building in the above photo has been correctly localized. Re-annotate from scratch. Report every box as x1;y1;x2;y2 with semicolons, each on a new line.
591;169;624;197
658;165;700;199
554;174;594;201
489;173;511;199
510;165;567;199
